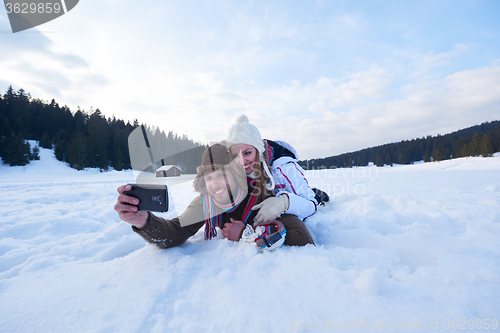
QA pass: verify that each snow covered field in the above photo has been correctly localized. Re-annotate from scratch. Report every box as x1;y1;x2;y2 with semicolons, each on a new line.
1;146;499;332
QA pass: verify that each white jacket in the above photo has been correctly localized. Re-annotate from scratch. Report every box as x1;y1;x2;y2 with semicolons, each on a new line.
271;156;317;220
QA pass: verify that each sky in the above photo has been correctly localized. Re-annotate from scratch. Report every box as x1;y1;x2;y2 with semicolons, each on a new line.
1;0;499;160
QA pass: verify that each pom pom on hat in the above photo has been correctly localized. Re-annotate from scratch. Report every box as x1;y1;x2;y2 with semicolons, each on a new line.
227;114;264;154
236;114;249;124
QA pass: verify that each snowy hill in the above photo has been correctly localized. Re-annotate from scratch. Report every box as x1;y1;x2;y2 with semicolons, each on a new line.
1;146;499;332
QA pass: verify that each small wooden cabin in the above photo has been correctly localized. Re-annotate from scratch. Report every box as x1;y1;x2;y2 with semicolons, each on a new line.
156;165;182;177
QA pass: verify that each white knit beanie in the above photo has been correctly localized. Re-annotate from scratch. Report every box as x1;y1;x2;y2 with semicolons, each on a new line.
226;115;265;154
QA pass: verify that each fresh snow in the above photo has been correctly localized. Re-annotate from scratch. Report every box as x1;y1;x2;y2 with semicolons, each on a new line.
1;145;499;332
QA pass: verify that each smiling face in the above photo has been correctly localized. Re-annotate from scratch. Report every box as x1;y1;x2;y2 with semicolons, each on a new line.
204;167;240;205
230;143;258;174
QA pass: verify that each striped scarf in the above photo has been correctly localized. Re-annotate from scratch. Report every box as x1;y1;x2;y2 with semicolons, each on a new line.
203;179;260;240
203;187;244;240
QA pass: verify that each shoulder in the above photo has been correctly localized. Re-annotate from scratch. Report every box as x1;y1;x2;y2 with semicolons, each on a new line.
264;139;298;166
272;156;299;169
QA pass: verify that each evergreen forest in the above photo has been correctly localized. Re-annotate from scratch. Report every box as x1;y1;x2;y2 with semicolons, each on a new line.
2;86;499;173
0;86;206;173
299;120;500;170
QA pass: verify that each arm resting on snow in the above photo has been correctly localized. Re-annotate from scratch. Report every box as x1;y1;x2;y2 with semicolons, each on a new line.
132;196;205;249
284;191;317;220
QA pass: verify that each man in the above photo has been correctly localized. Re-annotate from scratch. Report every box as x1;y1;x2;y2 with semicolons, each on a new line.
114;144;315;249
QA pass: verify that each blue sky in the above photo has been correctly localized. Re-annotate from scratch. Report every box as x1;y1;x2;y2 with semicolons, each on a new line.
1;0;499;159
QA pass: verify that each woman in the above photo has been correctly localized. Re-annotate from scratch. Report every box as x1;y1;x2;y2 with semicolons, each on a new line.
226;115;327;224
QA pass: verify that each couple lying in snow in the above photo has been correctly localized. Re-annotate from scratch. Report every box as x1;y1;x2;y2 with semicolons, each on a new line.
115;115;329;250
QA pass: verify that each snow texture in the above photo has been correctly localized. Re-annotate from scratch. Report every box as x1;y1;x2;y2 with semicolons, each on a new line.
1;145;499;332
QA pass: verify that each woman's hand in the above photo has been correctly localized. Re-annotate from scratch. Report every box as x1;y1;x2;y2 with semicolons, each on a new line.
251;195;289;225
222;218;245;241
114;184;148;229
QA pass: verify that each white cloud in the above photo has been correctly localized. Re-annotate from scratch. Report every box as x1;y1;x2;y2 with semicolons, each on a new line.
98;61;500;160
411;44;470;77
1;0;499;162
290;62;500;159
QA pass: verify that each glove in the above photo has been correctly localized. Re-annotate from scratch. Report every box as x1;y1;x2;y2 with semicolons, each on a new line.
251;195;289;225
240;224;265;243
240;222;286;251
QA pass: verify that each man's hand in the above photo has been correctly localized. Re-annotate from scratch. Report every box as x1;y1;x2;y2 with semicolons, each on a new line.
251;195;289;225
114;184;148;229
222;218;245;241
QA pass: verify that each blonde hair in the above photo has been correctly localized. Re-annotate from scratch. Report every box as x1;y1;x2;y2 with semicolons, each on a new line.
251;154;273;205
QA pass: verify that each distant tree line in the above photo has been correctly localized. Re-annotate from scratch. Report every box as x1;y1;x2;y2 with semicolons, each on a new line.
299;120;500;169
0;86;206;173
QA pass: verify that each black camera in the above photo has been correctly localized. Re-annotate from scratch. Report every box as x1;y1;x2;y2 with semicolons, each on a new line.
125;184;169;212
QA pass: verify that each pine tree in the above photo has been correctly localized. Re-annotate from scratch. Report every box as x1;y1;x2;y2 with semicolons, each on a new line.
424;150;431;162
1;116;13;137
384;152;393;166
112;147;124;171
453;137;468;158
492;127;500;152
2;133;30;166
443;147;451;160
480;134;495;157
459;143;470;157
470;133;482;156
29;144;40;160
66;133;88;170
432;147;443;162
54;143;65;161
87;109;109;170
39;132;52;149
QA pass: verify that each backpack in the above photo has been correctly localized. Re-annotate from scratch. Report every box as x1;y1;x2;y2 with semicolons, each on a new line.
265;139;299;165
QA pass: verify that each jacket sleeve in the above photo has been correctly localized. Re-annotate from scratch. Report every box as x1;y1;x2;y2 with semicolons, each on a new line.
132;196;205;249
273;161;317;220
